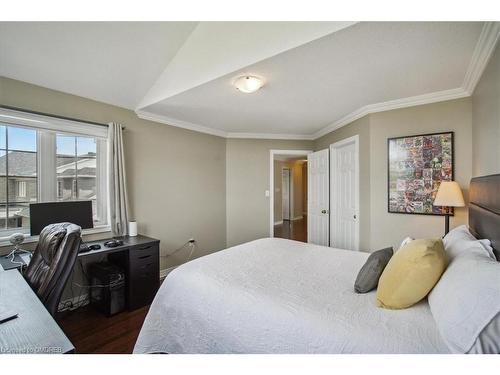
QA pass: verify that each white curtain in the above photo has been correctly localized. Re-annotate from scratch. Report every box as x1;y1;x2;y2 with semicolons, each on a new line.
108;122;129;236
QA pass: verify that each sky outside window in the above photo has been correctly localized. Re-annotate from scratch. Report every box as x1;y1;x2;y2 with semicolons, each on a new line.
57;135;75;156
57;135;96;155
77;137;96;156
5;126;37;151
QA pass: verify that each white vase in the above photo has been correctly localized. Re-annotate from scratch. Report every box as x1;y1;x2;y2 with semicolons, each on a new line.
128;221;138;237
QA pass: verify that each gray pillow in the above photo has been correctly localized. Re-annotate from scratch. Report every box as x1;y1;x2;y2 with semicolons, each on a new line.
354;247;393;293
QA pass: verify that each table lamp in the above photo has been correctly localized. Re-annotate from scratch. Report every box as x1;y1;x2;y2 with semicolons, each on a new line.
433;181;465;235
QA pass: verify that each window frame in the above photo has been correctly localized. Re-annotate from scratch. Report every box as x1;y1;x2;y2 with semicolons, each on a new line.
0;107;111;241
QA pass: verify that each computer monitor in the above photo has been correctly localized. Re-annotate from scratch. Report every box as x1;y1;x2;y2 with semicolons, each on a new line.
29;201;94;235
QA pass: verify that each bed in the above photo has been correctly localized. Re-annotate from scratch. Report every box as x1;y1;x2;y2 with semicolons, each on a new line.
133;175;499;354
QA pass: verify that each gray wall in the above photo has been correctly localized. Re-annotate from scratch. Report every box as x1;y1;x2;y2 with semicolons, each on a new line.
472;42;500;177
0;77;227;270
226;139;312;247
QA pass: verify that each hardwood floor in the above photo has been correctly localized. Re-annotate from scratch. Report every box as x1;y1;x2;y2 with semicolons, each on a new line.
56;305;149;354
274;217;307;242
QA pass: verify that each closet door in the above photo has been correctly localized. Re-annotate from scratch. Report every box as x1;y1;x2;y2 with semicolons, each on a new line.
307;149;329;246
330;136;359;250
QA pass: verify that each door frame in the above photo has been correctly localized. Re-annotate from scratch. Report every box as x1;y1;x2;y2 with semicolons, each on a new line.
329;135;360;250
269;149;313;237
281;167;291;221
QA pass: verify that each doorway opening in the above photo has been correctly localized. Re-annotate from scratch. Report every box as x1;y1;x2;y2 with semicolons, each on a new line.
270;150;312;242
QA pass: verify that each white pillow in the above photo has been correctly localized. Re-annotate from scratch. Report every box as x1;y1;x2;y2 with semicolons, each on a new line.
479;239;496;260
443;225;496;260
428;248;500;353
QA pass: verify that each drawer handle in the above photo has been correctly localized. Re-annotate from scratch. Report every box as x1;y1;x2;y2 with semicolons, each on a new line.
138;245;152;251
138;254;152;260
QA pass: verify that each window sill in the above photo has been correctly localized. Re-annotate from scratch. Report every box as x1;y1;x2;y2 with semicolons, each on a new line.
0;225;112;248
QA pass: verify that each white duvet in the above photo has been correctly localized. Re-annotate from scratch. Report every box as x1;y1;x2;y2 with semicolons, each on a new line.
133;238;449;354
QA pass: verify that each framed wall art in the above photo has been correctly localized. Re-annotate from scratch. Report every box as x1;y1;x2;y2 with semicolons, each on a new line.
387;132;454;215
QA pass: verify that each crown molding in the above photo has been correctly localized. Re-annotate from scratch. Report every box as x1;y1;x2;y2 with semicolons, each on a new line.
136;22;499;142
135;110;228;138
136;109;315;140
226;132;314;140
312;87;469;139
462;22;500;95
137;86;470;142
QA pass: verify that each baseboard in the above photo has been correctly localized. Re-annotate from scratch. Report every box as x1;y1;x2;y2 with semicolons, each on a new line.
292;216;303;221
274;220;283;225
160;266;178;280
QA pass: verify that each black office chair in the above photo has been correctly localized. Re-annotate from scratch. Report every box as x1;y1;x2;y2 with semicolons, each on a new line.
24;223;82;317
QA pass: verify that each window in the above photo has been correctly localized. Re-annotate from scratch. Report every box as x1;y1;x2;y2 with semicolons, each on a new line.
0;108;109;235
56;135;101;223
0;125;38;230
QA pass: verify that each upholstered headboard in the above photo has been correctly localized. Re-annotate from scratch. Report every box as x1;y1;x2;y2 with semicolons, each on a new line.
469;174;500;261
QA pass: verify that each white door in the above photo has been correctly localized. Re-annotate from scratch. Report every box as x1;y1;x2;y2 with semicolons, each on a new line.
282;168;291;220
330;135;359;250
307;149;329;246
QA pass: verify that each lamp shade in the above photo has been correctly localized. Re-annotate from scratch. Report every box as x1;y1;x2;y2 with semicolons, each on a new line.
433;181;465;207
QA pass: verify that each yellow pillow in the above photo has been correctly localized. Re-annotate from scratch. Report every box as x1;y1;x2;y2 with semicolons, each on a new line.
376;238;447;309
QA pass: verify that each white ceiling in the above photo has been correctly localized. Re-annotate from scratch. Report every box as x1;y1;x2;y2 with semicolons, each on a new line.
138;21;356;109
140;22;485;137
1;21;498;139
0;22;197;108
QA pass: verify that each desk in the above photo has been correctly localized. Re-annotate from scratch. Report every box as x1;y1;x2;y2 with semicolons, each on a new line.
0;235;159;354
2;235;160;311
0;269;74;354
80;235;160;311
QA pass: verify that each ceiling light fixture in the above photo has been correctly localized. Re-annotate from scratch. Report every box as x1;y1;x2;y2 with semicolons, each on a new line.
233;75;264;93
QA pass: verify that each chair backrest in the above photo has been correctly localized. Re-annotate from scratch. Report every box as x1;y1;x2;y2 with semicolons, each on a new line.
24;223;82;316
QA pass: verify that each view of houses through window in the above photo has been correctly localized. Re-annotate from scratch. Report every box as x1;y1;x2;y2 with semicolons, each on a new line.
56;135;97;213
0;125;38;230
0;123;102;233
